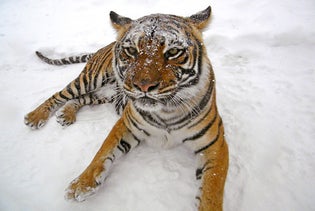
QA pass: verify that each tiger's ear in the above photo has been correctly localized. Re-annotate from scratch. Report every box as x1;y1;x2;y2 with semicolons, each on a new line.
187;6;212;30
110;11;133;31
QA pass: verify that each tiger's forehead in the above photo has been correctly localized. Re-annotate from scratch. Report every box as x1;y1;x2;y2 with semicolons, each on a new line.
122;14;192;48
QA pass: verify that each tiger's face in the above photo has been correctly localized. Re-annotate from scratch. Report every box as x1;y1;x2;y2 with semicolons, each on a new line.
111;8;212;112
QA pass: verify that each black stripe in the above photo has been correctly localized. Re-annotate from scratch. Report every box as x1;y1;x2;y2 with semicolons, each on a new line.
109;77;116;84
188;105;212;129
179;67;195;76
194;120;222;154
105;157;114;163
166;24;180;34
99;51;112;72
196;168;203;180
195;161;212;180
171;82;213;128
52;95;63;104
69;56;76;63
82;94;87;104
66;86;75;98
128;114;151;136
101;74;107;86
74;79;81;94
169;18;183;28
124;120;142;146
195;196;201;202
182;112;217;143
58;91;70;101
178;73;194;85
191;79;213;113
75;56;81;63
117;145;124;153
168;83;213;130
132;134;141;146
152;113;167;126
194;130;220;154
176;42;200;87
185;31;193;46
61;58;70;64
197;82;214;113
87;54;94;60
178;55;189;65
88;93;95;104
197;41;203;76
139;110;165;129
120;139;131;153
182;41;202;86
118;65;127;81
88;69;94;91
82;75;88;93
81;55;88;62
104;71;111;84
54;60;62;65
114;95;123;114
93;70;100;89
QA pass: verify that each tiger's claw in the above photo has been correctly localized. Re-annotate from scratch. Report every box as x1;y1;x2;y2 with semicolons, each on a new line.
56;107;77;127
24;108;50;129
65;177;100;202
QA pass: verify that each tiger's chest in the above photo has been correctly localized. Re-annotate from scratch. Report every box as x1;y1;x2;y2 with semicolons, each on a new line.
126;106;196;149
143;127;185;149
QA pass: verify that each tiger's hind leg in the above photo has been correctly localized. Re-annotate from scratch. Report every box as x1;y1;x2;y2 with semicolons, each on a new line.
25;80;112;129
25;68;110;129
25;42;115;129
56;93;110;126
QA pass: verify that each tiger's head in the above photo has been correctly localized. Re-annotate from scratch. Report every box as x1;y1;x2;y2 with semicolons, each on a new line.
111;7;213;113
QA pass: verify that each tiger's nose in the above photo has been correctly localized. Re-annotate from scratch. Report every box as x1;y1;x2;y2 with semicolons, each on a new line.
133;80;160;93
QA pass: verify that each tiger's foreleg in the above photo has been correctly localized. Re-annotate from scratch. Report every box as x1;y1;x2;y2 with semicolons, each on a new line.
65;115;140;201
55;99;83;126
196;136;229;211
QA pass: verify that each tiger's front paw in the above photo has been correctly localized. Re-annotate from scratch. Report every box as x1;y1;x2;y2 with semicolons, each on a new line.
65;177;100;202
56;105;77;127
24;108;50;129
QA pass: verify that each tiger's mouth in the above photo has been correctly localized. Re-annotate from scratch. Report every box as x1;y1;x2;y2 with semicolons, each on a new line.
137;96;158;106
132;95;166;111
134;96;159;108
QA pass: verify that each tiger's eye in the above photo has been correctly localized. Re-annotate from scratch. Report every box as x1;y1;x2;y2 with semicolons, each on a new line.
168;48;179;56
165;48;184;60
125;47;137;57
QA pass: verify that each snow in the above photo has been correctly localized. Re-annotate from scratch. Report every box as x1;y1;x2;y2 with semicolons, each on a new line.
0;0;314;210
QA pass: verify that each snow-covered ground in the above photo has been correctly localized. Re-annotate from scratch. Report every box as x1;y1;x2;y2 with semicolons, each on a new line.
0;0;314;210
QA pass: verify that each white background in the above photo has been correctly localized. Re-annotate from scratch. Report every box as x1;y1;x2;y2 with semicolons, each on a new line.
0;0;314;210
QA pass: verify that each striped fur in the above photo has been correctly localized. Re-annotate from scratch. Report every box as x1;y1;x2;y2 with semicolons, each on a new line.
36;51;94;65
25;6;228;211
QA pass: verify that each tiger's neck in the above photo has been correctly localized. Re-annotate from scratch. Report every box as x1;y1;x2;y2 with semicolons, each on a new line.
132;76;215;132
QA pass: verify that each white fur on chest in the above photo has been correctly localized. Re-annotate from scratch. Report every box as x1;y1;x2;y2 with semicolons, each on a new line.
128;104;195;149
142;125;188;149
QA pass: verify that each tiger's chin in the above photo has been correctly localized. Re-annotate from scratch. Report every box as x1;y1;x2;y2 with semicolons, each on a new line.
132;97;164;112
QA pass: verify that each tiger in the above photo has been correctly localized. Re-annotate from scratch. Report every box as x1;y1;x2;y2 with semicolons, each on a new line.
24;6;229;211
